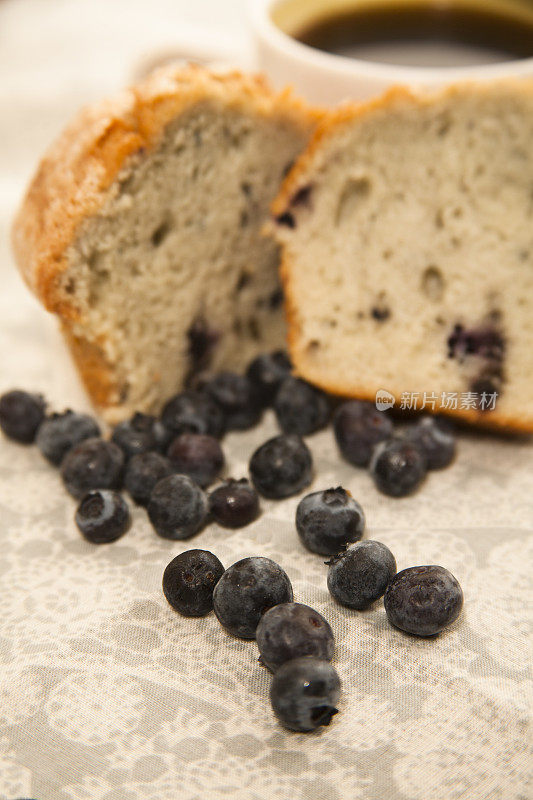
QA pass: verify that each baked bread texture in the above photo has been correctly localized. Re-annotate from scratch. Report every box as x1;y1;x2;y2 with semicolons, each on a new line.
274;80;533;432
12;64;319;422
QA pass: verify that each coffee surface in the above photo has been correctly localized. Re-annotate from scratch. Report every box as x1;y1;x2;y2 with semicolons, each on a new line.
295;2;533;67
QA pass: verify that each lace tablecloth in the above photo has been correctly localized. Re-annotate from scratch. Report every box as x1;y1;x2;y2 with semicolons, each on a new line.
0;2;531;798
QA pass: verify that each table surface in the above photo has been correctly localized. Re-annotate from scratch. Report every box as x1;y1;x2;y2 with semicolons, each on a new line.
0;2;532;799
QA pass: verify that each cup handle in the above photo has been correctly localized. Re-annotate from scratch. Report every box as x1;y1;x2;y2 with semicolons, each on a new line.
133;29;254;80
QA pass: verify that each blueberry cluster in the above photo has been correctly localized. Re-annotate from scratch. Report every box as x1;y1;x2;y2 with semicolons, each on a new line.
0;353;329;545
162;550;341;732
334;400;457;497
161;528;462;733
0;362;263;542
0;359;458;525
0;355;464;734
295;484;463;635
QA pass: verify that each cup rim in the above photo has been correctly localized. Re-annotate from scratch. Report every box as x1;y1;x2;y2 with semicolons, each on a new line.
250;0;533;82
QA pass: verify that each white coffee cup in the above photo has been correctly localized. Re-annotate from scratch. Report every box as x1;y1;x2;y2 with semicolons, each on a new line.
136;0;533;105
250;0;533;105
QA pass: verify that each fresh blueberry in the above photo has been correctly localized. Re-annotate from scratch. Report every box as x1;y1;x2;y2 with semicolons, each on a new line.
270;657;341;733
151;419;174;453
246;350;292;407
124;451;174;506
296;487;365;556
213;556;293;639
162;549;224;616
147;474;208;540
249;434;313;499
111;412;161;458
404;416;456;470
256;602;335;672
326;540;397;609
75;490;131;544
60;437;125;499
0;389;45;443
209;479;259;528
36;410;100;466
202;371;262;430
166;433;224;488
369;438;427;497
384;565;464;636
274;377;331;436
161;390;226;439
333;400;393;467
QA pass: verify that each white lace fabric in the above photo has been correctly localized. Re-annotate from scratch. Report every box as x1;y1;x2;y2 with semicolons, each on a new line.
0;1;532;798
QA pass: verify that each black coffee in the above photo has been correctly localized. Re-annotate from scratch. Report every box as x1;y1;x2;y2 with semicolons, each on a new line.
294;2;533;68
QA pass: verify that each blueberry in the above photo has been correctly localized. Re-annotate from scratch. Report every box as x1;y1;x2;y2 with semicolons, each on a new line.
404;416;456;470
111;412;161;458
60;437;125;499
202;371;262;430
275;211;296;229
147;474;208;540
166;433;224;488
186;317;220;374
256;602;335;672
0;390;45;443
270;657;341;733
213;556;293;639
273;377;331;436
161;390;226;439
470;374;501;401
333;400;393;467
327;540;396;609
249;434;313;499
75;490;131;544
151;419;174;453
36;410;100;466
246;351;292;407
162;549;224;616
209;479;259;528
384;565;463;636
447;322;504;362
296;487;365;556
369;437;427;497
124;451;173;506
